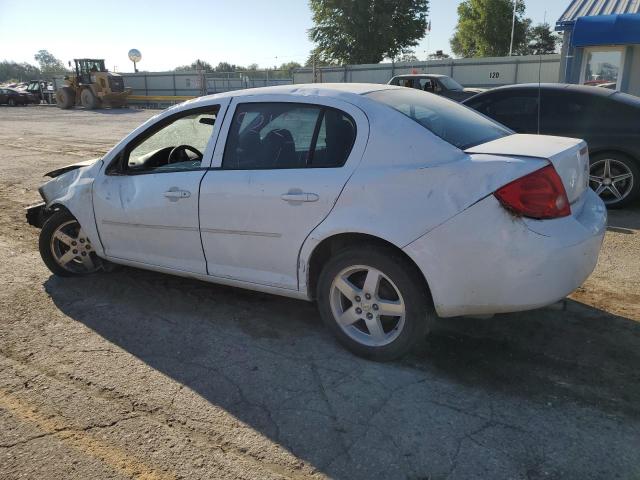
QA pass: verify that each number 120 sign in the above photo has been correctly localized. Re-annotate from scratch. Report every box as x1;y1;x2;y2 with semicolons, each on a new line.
489;72;500;79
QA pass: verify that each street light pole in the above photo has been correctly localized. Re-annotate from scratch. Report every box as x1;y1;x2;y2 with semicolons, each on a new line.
509;0;517;56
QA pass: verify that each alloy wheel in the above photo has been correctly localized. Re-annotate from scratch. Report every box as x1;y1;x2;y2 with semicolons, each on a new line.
50;220;98;273
330;265;406;347
589;158;634;205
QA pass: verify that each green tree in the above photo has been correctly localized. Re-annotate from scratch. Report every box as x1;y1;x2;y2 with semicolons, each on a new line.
525;23;561;55
174;59;214;72
309;0;430;64
33;49;66;75
397;52;419;62
0;61;40;82
450;0;530;58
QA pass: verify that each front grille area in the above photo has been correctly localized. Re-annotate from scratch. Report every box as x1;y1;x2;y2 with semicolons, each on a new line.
108;76;125;92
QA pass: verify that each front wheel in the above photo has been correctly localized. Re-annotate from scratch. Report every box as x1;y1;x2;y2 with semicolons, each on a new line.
7;98;16;107
39;210;101;277
317;245;432;361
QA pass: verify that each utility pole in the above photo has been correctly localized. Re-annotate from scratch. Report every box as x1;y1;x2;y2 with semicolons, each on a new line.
509;0;517;56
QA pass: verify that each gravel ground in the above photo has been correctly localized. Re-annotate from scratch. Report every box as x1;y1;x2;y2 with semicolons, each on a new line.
1;105;639;480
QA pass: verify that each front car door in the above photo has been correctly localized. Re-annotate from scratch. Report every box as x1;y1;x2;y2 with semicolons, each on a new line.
93;100;228;273
198;95;369;291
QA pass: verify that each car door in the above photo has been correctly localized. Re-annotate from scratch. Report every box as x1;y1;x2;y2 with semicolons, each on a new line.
93;101;228;273
198;96;369;291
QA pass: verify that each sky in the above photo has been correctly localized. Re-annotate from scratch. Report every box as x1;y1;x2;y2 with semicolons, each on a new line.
0;0;567;72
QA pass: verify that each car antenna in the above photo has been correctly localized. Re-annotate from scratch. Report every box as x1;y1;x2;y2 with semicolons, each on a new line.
536;11;546;135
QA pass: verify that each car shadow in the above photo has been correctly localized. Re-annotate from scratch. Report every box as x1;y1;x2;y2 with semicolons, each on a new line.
43;267;640;478
607;203;640;232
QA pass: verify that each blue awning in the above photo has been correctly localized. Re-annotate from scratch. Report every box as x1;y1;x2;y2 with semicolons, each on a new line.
572;13;640;47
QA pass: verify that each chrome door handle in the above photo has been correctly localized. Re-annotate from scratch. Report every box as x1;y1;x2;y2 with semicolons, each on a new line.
164;189;191;200
280;192;319;202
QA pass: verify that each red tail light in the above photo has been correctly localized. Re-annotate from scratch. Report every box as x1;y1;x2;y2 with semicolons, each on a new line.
494;165;571;219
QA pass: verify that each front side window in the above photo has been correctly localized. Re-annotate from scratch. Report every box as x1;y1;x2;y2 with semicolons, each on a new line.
123;107;219;174
367;88;511;150
223;103;356;169
438;77;464;91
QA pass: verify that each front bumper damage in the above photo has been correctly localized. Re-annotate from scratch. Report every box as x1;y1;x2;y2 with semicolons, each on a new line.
25;202;47;228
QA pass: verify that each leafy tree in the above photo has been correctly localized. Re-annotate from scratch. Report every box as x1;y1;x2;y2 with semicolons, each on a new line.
397;52;419;62
525;23;561;55
277;61;302;75
309;0;430;64
450;0;530;58
0;61;40;82
174;59;214;72
304;48;335;67
33;49;66;74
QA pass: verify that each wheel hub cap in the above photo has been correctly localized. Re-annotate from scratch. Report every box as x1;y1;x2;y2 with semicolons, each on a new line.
589;158;634;205
330;265;406;347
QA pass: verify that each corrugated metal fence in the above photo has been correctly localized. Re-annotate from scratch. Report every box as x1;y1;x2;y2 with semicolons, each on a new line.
294;54;561;88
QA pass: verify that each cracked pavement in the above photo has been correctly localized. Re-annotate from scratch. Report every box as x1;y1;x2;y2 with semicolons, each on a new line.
1;106;639;479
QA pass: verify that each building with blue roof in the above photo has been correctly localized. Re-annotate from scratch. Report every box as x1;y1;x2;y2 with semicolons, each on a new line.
556;0;640;96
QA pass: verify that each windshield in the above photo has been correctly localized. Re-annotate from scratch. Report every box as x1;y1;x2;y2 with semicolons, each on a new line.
438;76;463;90
367;88;512;150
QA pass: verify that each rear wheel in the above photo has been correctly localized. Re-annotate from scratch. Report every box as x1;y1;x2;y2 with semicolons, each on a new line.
7;97;15;107
56;87;75;109
589;153;639;208
317;245;432;361
80;88;98;109
39;210;100;277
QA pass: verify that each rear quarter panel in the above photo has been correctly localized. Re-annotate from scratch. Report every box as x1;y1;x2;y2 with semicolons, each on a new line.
298;101;547;293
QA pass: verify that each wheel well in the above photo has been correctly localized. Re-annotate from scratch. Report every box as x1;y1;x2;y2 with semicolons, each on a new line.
590;149;638;165
306;233;431;300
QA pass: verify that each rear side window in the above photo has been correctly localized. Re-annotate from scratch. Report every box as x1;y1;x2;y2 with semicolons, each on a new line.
366;88;511;150
223;102;356;169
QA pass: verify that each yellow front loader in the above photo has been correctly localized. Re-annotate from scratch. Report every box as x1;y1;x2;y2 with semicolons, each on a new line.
56;59;131;109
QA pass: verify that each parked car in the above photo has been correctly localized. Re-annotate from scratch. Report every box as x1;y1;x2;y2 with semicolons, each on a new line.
27;84;606;360
0;87;36;106
463;83;640;208
388;74;485;101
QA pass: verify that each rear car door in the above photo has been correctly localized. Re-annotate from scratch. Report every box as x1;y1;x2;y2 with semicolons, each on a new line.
93;101;228;273
198;96;369;290
468;91;539;133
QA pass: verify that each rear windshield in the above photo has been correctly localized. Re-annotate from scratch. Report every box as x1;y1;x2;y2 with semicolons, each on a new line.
366;88;512;150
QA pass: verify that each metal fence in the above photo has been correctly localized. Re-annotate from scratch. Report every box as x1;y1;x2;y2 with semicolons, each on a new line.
293;54;562;88
120;70;293;97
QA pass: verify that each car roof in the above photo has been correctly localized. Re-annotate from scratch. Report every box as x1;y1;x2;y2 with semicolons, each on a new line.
392;74;447;79
189;83;402;105
477;82;616;98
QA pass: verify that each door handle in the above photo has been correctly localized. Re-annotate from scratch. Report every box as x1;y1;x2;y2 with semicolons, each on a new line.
280;192;319;203
164;189;191;200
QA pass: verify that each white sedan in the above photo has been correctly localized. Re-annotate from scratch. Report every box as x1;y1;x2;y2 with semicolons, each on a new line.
28;84;607;360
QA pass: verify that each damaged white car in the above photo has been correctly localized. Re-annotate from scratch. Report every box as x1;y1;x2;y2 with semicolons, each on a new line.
27;84;607;360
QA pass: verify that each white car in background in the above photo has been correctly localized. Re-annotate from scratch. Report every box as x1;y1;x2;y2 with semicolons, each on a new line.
28;84;607;360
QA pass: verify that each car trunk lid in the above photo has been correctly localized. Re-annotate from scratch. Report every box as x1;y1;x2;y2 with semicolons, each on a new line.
465;134;589;204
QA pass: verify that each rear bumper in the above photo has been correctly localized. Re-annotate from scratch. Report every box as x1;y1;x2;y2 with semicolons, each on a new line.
403;190;607;317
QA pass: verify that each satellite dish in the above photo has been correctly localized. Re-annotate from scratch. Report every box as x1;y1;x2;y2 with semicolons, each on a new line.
128;49;142;62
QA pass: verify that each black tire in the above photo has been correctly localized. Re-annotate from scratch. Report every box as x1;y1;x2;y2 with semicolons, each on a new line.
80;88;97;109
317;245;432;361
590;152;640;209
39;210;98;277
7;97;15;107
56;87;75;109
